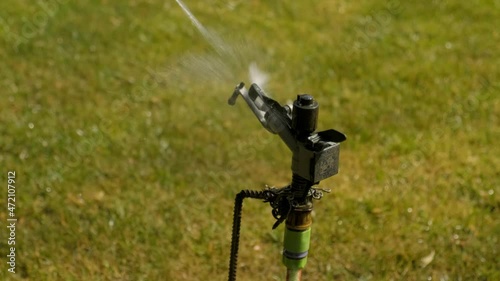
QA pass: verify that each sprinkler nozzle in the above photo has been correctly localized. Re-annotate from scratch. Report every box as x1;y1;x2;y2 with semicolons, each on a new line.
228;82;245;105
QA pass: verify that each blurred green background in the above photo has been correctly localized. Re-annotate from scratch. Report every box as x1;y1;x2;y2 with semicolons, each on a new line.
1;0;499;280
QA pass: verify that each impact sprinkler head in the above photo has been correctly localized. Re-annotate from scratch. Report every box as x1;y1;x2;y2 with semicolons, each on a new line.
228;82;346;183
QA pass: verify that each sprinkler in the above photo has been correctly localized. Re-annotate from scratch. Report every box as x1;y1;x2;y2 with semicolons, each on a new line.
227;82;346;281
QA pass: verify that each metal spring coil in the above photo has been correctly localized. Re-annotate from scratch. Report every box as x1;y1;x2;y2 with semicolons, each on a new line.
228;190;267;281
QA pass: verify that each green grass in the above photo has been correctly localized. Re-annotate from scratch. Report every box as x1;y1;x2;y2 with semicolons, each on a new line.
1;0;499;280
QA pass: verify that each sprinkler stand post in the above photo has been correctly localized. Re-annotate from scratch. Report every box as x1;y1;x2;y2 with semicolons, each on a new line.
283;202;313;281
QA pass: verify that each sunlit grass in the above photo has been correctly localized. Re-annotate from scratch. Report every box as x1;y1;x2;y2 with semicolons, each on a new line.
0;0;498;280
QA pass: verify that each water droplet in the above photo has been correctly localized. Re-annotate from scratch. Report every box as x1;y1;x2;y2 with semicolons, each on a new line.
227;2;237;10
338;4;346;14
28;123;34;129
19;150;29;160
160;140;170;150
139;33;148;42
32;104;42;113
440;274;450;281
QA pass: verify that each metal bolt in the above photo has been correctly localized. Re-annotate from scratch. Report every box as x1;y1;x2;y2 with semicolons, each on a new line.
297;94;314;106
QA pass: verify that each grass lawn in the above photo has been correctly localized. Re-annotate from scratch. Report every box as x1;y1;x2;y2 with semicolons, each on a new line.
1;0;499;280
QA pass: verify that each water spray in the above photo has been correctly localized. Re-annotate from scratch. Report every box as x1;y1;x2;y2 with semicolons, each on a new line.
227;82;346;281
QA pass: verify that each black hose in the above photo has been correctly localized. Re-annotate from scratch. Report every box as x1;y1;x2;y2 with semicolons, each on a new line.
228;190;267;281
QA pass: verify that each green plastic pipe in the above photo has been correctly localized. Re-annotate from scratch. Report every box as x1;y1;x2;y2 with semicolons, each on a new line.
283;227;311;280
